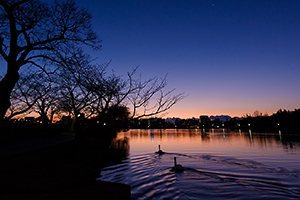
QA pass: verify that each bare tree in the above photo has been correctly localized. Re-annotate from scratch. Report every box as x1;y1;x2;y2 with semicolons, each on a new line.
0;0;100;122
5;68;51;119
81;64;186;119
126;73;185;119
54;50;95;119
80;63;126;116
56;66;94;119
33;78;60;124
7;56;185;125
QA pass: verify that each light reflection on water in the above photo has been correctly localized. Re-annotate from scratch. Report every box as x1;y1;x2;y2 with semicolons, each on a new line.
99;129;300;199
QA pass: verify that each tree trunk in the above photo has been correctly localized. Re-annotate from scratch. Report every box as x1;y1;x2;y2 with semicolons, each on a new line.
0;70;19;125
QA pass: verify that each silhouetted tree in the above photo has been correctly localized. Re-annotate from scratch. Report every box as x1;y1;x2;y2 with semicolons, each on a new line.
95;105;130;131
80;63;127;116
127;73;185;119
0;0;100;124
81;64;185;119
33;82;60;124
5;48;184;133
252;110;262;117
5;68;51;119
54;50;96;119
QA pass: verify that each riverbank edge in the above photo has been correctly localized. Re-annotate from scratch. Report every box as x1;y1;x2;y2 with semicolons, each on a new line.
0;138;131;200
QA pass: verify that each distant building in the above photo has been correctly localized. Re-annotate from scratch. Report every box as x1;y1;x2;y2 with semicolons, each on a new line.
199;115;210;127
200;115;210;124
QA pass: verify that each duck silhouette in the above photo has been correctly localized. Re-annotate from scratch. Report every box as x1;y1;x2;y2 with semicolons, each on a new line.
156;145;164;154
172;157;184;172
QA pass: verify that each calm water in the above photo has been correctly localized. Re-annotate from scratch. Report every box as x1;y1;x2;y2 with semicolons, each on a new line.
98;129;300;199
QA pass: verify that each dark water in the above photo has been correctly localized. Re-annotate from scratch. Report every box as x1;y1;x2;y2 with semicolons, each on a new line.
98;129;300;199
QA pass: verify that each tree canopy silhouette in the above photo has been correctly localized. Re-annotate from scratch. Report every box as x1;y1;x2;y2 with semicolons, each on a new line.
0;0;101;123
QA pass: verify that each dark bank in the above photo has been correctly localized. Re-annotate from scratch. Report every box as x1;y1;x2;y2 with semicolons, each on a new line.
0;125;131;200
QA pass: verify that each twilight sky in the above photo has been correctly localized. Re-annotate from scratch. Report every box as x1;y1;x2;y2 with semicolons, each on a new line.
2;0;300;118
76;0;300;118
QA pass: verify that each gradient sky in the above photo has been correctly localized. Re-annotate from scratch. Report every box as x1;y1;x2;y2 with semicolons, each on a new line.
2;0;300;118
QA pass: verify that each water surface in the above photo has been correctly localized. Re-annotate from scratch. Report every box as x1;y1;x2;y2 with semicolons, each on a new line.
99;129;300;199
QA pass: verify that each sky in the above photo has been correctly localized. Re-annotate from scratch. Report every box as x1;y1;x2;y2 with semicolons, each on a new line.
2;0;300;118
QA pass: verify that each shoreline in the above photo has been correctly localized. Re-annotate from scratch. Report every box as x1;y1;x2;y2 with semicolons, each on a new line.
0;138;131;200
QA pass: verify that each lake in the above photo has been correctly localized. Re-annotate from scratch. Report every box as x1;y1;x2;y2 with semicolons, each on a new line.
98;129;300;199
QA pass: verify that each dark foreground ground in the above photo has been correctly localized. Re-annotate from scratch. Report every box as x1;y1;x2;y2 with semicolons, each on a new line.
0;131;131;200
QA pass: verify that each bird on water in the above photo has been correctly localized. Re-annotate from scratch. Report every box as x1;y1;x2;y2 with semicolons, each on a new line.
172;157;184;172
156;145;165;154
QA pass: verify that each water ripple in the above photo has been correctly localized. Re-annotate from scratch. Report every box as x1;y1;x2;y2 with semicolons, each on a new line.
98;153;300;199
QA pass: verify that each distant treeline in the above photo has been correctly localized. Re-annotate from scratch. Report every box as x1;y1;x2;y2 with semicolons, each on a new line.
227;109;300;133
129;109;300;133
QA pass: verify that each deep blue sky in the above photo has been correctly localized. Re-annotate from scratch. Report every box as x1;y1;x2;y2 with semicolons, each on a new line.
2;0;300;118
76;0;300;118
